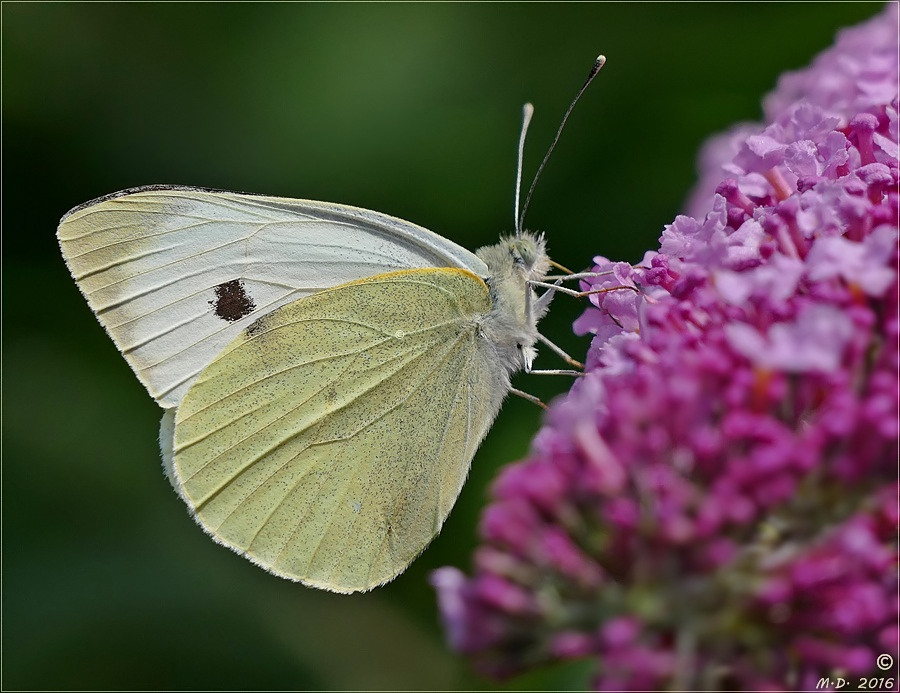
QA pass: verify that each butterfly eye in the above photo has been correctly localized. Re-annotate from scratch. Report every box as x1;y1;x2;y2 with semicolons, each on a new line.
509;238;537;268
519;245;536;266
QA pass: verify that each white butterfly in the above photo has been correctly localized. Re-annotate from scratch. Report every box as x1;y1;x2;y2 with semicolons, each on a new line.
59;185;556;592
57;55;605;593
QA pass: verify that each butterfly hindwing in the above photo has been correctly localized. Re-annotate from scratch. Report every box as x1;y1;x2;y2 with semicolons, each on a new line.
167;268;509;593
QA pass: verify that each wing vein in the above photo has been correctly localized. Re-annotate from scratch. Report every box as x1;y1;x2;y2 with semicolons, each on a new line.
362;334;476;586
184;329;445;492
297;329;471;578
175;332;393;434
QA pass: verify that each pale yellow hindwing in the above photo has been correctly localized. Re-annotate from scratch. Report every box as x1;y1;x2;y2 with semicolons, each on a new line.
171;268;506;593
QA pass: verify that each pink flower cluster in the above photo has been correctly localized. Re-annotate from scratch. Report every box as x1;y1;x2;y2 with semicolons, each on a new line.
432;5;899;690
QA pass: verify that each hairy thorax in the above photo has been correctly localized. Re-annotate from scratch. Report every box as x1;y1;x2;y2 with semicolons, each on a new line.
475;232;551;374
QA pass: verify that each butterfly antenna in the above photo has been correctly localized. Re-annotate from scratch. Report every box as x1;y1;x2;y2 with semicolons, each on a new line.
518;54;606;232
514;103;535;235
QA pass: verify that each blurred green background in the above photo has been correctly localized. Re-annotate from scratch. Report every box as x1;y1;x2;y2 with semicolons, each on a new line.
2;3;884;690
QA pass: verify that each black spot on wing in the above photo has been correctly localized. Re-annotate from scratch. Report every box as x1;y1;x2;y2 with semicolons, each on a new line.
209;279;256;322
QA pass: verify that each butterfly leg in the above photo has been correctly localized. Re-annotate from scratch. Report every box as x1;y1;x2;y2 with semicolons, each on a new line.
536;333;583;369
524;365;584;376
533;284;557;316
529;271;637;316
529;280;640;299
542;269;616;281
510;388;548;410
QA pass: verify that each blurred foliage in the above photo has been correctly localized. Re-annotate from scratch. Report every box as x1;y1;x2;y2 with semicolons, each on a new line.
2;3;884;690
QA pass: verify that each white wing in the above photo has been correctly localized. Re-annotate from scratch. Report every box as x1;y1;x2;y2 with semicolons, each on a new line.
57;185;488;407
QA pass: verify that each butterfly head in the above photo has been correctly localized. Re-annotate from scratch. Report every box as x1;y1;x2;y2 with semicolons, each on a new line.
475;231;552;373
478;231;550;286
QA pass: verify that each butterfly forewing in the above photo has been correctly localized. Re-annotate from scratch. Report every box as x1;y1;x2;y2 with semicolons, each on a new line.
57;186;488;407
168;268;508;593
